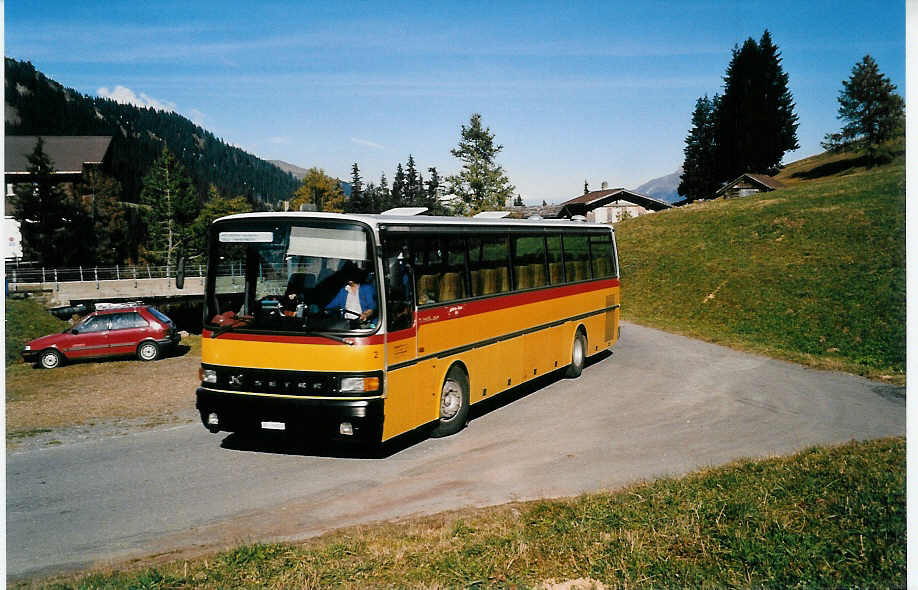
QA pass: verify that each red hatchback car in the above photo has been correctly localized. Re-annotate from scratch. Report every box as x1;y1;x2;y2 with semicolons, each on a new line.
22;305;181;369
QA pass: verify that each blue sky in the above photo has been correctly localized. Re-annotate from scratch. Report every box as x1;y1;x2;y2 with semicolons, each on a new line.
5;1;905;203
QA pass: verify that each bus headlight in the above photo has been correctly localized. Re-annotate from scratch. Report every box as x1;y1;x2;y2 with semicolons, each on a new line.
339;376;380;394
200;368;218;384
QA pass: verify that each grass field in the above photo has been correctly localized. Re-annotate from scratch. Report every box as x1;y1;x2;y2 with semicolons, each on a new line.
23;437;904;589
616;150;905;382
5;296;70;366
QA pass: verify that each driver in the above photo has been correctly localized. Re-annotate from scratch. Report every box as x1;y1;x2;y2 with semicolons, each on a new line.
325;262;377;324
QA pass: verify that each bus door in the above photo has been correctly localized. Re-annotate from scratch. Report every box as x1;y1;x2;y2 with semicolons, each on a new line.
381;238;421;439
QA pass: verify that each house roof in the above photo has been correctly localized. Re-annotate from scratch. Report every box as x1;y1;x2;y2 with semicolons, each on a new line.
558;188;673;215
5;136;113;175
713;173;785;197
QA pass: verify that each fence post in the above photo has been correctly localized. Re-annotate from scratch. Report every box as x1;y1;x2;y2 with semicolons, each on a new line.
54;269;59;292
116;265;120;281
42;267;46;284
95;267;99;290
199;264;204;286
147;265;152;279
167;263;171;288
133;266;137;288
79;266;83;282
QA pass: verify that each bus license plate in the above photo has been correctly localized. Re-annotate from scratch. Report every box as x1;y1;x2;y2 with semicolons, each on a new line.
261;421;285;431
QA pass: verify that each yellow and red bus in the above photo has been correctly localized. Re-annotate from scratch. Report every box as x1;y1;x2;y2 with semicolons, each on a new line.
196;211;620;443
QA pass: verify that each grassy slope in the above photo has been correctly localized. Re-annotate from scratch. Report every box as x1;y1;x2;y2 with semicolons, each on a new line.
5;297;70;366
28;438;904;589
616;151;905;382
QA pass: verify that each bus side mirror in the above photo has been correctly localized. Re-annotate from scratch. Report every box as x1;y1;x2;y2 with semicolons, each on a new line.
176;257;185;290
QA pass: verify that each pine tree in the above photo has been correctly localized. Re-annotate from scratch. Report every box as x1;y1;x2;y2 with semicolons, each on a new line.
11;138;88;266
139;147;200;267
821;54;904;161
77;169;131;265
347;162;369;212
714;30;798;181
445;113;515;214
678;95;720;201
188;185;252;258
513;194;525;206
405;155;421;203
391;162;407;207
583;180;589;195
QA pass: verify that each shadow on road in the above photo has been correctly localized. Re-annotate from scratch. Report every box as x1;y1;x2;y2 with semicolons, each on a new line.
216;350;614;460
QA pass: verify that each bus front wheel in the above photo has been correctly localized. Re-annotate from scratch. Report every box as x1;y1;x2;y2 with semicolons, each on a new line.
431;367;469;438
565;331;586;378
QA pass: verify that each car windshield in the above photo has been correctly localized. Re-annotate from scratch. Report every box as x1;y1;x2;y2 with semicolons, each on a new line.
204;219;379;335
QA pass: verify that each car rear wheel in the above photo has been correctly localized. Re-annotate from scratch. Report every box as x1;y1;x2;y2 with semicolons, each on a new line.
137;341;160;362
39;349;62;370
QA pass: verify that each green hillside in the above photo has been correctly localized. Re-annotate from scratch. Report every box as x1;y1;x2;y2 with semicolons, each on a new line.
616;150;905;382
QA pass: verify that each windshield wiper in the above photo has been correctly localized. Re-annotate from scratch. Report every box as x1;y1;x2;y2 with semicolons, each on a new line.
209;316;254;338
302;331;355;346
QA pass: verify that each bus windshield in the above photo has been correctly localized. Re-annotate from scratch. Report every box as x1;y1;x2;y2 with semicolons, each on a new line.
204;219;379;335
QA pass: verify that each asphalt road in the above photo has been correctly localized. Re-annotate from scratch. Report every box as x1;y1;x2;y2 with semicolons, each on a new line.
7;322;904;580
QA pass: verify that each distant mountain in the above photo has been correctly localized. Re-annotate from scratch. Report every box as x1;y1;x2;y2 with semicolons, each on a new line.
5;58;299;205
634;168;682;203
269;159;351;196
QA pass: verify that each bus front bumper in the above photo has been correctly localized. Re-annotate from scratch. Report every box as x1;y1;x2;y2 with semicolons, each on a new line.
196;387;384;443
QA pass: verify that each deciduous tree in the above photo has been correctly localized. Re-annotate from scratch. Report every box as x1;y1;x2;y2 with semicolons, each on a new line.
290;167;346;212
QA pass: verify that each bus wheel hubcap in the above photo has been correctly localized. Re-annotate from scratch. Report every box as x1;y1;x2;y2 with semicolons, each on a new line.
440;380;462;421
573;338;584;367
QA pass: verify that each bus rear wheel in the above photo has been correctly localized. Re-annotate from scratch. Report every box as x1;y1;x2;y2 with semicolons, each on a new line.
431;367;469;438
565;331;586;378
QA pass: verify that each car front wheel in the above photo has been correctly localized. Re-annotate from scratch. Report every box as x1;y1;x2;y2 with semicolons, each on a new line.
39;349;62;369
137;341;160;362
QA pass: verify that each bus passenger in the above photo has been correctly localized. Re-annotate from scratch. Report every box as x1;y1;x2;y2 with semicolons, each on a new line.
325;263;377;324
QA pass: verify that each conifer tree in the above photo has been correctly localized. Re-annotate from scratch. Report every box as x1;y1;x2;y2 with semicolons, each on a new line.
12;137;88;266
139;147;200;267
391;162;407;207
188;185;251;258
78;169;131;265
714;30;798;180
678;95;720;201
821;54;904;161
445;113;515;214
583;180;589;195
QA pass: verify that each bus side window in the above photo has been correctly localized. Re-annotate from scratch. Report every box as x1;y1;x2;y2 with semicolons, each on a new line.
383;238;415;332
412;235;442;305
589;233;616;278
469;235;510;296
562;234;591;282
512;235;548;290
546;234;563;285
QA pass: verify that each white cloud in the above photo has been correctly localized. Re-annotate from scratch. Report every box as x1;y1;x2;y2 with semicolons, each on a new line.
351;137;384;150
97;85;176;112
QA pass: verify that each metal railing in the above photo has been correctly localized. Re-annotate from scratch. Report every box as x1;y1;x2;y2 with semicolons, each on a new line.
3;263;248;284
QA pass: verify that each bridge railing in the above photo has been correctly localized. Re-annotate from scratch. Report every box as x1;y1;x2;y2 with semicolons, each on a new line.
6;263;243;284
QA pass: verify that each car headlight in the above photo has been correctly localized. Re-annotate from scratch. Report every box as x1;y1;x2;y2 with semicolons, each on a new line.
339;376;380;394
200;368;217;384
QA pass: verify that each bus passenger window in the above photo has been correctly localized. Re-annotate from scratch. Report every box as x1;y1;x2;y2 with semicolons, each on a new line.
469;235;510;296
589;233;617;278
512;235;548;290
546;235;563;285
382;238;415;332
563;234;591;282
